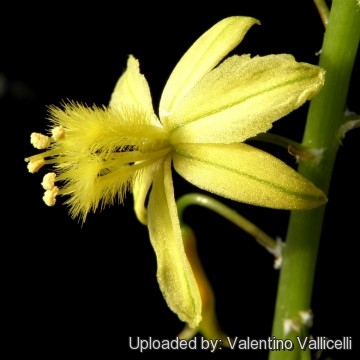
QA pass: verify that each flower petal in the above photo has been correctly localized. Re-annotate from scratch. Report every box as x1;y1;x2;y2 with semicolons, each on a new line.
173;143;327;209
109;55;160;126
132;162;158;225
147;155;202;327
169;54;325;144
179;226;230;345
160;16;259;126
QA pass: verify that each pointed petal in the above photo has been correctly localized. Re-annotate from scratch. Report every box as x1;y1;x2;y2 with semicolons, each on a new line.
173;143;327;209
109;55;160;126
147;156;202;327
169;54;325;144
160;16;259;126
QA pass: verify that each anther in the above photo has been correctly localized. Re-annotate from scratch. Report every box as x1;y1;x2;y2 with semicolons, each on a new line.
30;133;51;149
41;172;56;190
27;158;45;173
51;126;65;140
43;186;59;206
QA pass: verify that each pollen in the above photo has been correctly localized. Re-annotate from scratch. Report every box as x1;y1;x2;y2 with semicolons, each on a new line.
27;158;45;173
30;132;51;149
51;126;65;140
43;186;59;206
41;172;56;190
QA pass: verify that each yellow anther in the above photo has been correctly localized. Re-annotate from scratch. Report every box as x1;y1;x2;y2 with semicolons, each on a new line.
51;126;65;140
43;186;59;206
27;158;45;173
30;133;51;149
41;172;56;190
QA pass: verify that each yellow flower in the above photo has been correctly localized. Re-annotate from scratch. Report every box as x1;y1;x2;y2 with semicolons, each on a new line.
26;16;326;328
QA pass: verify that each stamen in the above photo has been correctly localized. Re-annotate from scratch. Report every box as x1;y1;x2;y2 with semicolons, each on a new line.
43;186;59;206
51;126;65;140
27;158;45;173
41;172;56;190
30;132;51;149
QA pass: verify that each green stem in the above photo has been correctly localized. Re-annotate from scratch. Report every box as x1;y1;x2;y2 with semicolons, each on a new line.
249;133;323;161
270;1;359;360
177;193;279;258
313;0;330;27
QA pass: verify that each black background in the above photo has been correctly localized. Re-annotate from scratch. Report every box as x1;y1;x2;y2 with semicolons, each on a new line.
3;1;359;358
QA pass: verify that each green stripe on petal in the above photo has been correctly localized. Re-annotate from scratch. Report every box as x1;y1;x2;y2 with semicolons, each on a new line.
173;143;327;209
147;156;202;327
160;16;259;126
169;54;325;144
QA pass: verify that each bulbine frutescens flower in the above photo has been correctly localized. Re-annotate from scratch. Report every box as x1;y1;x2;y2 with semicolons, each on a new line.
26;17;326;328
